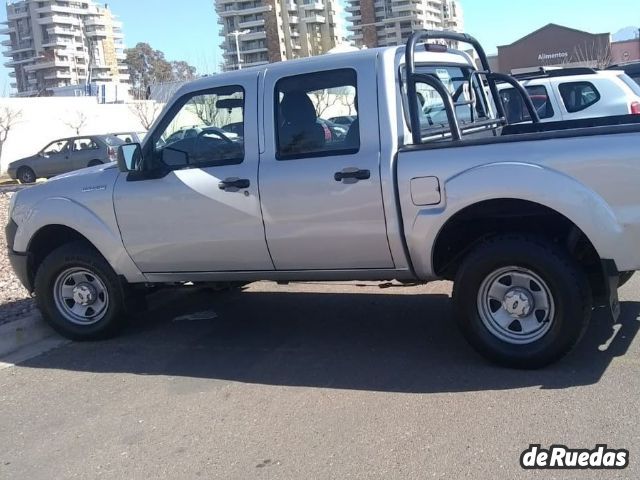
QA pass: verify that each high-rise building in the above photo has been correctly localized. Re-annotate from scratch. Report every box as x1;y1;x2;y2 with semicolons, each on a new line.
1;0;129;97
216;0;340;71
346;0;464;49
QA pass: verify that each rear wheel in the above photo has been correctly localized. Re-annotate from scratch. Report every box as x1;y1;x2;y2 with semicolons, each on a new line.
452;235;591;369
35;242;127;340
88;160;103;167
17;166;36;184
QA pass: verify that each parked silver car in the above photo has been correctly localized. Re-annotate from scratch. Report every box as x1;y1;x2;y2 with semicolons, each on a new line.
7;135;125;183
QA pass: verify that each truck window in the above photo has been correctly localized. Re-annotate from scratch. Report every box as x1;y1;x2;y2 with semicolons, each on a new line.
154;86;244;168
500;85;555;123
558;81;600;113
275;68;359;160
407;64;497;143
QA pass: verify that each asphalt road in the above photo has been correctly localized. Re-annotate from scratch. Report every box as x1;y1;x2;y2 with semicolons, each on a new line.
1;277;639;479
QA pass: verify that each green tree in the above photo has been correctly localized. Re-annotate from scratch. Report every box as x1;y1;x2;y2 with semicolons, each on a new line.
125;43;197;99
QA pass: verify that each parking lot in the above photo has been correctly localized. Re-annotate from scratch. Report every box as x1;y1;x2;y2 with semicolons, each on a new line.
1;277;639;479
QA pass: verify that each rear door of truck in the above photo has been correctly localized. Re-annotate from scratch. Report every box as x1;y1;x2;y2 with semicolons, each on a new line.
259;57;394;270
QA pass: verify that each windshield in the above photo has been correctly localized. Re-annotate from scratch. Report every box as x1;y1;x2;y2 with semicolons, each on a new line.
103;136;126;146
618;74;640;97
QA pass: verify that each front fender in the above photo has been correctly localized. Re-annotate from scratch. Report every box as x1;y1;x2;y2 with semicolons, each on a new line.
12;196;146;283
405;162;627;278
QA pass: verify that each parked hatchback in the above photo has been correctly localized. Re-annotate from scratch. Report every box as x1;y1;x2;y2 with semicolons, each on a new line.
7;135;125;183
498;67;640;124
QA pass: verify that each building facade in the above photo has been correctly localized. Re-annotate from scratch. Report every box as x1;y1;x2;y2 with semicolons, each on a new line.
346;0;463;49
496;24;612;73
611;34;640;65
216;0;340;71
2;0;129;97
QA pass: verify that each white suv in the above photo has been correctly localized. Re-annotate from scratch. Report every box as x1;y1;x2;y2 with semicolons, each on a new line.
499;67;640;123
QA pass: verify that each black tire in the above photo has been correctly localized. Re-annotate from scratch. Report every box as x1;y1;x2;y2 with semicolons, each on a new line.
34;241;127;340
452;235;592;369
618;271;635;288
88;160;103;167
17;166;36;184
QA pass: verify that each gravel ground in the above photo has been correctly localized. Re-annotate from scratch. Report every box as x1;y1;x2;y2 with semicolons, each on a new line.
0;190;36;325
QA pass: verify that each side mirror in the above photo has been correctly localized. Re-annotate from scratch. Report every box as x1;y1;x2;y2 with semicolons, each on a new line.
117;143;142;172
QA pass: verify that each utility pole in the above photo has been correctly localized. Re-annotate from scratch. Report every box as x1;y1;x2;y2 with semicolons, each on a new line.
228;29;250;70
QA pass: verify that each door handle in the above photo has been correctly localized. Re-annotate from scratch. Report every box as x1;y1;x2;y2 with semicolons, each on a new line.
218;177;250;191
334;168;370;184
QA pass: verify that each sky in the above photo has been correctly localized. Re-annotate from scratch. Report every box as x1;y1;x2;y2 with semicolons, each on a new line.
1;0;639;90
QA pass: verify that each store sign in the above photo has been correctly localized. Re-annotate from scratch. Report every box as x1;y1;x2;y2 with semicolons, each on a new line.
538;52;569;61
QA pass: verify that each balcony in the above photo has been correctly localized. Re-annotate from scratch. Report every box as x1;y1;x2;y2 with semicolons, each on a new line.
302;2;325;11
4;58;37;68
37;15;80;26
3;45;35;57
41;38;76;48
303;14;326;23
34;4;86;16
47;26;79;35
44;71;73;80
238;19;265;28
241;46;268;55
243;60;269;68
83;17;107;27
218;5;269;16
7;10;29;21
241;31;266;41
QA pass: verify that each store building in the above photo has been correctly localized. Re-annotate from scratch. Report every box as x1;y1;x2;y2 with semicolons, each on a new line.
496;24;612;73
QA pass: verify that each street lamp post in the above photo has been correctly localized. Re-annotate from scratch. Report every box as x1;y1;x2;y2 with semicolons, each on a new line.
229;29;251;70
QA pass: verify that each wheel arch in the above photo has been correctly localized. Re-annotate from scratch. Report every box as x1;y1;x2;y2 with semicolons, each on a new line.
404;162;627;301
14;197;146;287
430;198;612;299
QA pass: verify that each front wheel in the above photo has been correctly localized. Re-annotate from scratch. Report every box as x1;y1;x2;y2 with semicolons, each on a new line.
452;235;592;369
35;242;127;340
17;166;36;184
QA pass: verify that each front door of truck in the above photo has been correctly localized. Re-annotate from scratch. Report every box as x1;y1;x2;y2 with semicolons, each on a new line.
113;76;274;273
259;65;394;270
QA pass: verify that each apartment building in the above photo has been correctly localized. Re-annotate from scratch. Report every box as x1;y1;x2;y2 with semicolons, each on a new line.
216;0;340;71
2;0;129;97
346;0;463;49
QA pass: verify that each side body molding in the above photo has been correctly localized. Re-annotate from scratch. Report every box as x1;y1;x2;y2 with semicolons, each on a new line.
404;162;626;279
12;197;146;283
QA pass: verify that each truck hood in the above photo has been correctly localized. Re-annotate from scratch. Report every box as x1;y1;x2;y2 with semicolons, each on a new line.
49;162;119;182
10;163;121;224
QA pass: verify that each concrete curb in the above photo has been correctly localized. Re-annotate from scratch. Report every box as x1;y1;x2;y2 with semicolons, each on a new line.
0;311;65;361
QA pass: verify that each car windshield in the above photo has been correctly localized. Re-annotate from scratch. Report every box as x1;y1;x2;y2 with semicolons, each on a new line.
618;74;640;97
103;136;126;146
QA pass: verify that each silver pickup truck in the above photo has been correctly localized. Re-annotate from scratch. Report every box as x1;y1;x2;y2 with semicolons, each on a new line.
6;31;640;368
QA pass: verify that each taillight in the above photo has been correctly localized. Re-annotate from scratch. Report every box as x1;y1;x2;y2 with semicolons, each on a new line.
631;101;640;115
108;146;116;160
